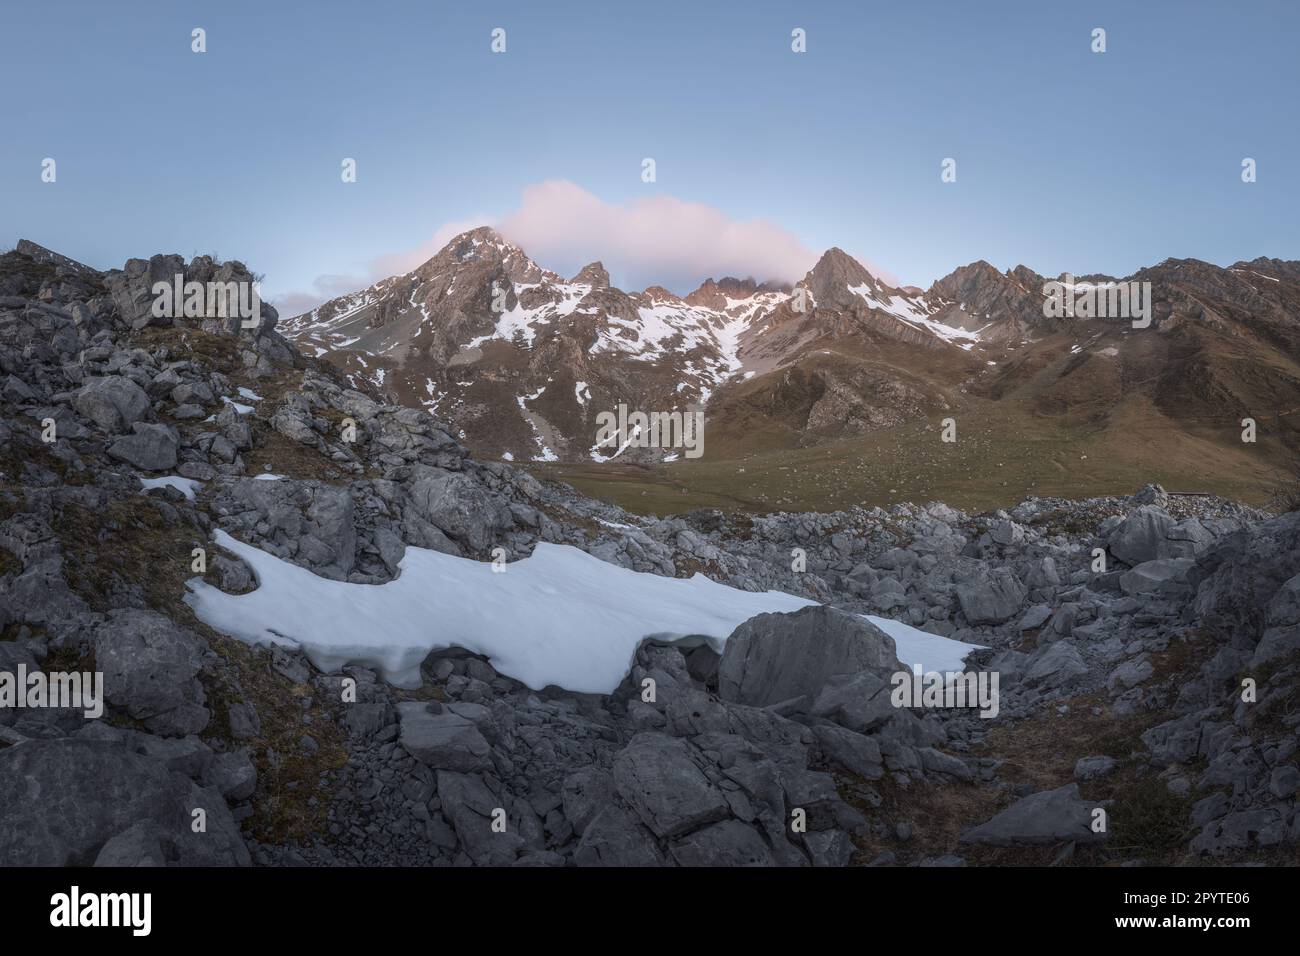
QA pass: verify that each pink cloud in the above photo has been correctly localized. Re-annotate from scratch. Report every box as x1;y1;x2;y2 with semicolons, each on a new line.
370;217;493;278
272;181;902;315
496;181;817;291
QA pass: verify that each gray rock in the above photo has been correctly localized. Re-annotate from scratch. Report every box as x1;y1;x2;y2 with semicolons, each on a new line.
341;701;393;740
270;405;318;444
561;767;615;837
0;738;248;866
227;701;261;740
1109;506;1174;565
810;670;897;733
1107;656;1154;690
1119;558;1193;595
1266;573;1300;627
212;552;254;592
74;375;150;433
1268;764;1300;799
408;469;511;553
107;422;179;471
960;784;1107;846
435;770;522;865
1191;792;1230;827
1190;511;1300;642
956;567;1027;624
612;732;730;839
1252;625;1300;668
209;478;357;579
1165;517;1216;557
2;374;38;403
573;805;666;866
685;645;720;685
1190;808;1285;855
803;828;855;867
990;518;1024;546
813;724;884;780
1141;712;1213;764
1024;641;1089;686
103;253;185;328
718;606;901;707
919;747;974;781
1074;755;1117;780
94;609;209;736
1129;483;1168;506
92;821;168;867
397;701;491;772
204;749;257;802
1018;604;1053;630
670;820;774;866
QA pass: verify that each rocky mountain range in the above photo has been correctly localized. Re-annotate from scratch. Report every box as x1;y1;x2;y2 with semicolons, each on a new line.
0;239;1297;868
283;229;1300;474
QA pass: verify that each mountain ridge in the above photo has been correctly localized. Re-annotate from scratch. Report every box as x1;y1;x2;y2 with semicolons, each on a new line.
277;230;1300;475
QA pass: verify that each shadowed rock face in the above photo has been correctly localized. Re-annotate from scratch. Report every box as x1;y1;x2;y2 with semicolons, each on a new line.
0;739;249;866
925;259;1051;342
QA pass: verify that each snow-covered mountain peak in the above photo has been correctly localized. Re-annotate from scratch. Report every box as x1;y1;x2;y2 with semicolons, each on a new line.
281;233;1017;462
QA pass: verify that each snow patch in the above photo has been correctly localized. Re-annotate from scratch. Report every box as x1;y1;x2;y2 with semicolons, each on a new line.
847;283;981;346
222;397;255;414
185;531;984;692
139;475;203;500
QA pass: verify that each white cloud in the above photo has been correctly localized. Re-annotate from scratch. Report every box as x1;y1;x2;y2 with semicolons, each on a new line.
268;273;374;318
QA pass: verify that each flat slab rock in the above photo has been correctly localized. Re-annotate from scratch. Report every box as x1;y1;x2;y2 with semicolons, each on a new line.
960;784;1108;847
611;732;730;840
396;701;492;772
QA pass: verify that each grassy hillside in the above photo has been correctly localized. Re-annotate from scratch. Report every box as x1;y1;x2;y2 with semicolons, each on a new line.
528;392;1294;516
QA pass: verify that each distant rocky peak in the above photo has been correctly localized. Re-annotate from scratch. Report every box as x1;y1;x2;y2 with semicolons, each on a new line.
413;227;552;285
801;247;892;310
449;226;513;260
641;284;685;304
928;260;1006;297
808;247;876;284
685;276;756;309
569;261;610;288
1006;264;1046;292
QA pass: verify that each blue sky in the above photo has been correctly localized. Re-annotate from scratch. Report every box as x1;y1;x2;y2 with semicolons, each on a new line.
2;0;1296;308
